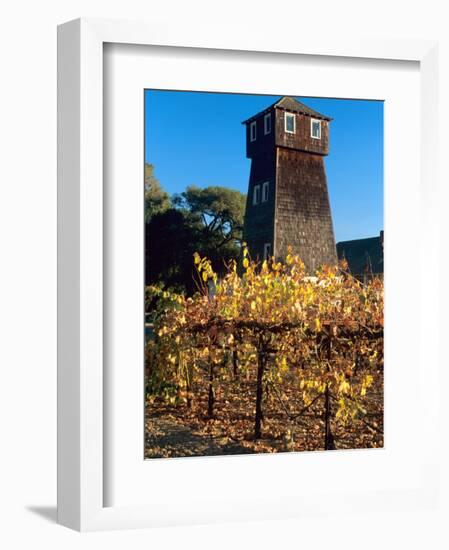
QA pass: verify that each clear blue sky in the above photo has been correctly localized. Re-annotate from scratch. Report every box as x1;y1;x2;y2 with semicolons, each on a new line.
144;90;383;242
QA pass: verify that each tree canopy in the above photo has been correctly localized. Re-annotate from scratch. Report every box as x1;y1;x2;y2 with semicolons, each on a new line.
144;163;170;222
173;185;245;249
145;208;202;295
144;171;246;295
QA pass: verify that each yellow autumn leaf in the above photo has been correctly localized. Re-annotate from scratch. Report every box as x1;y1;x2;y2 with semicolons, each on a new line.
338;380;350;394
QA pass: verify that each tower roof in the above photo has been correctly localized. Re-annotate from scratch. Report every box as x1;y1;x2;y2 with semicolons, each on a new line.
242;96;332;124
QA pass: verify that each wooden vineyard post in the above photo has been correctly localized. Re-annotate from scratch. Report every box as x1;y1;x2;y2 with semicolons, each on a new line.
232;348;239;379
207;360;215;418
185;358;192;409
324;332;335;450
254;339;266;439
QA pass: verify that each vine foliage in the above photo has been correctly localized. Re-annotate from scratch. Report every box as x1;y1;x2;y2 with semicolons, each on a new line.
146;246;383;451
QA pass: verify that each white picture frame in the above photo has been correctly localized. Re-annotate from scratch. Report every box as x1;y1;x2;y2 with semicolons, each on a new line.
57;17;441;531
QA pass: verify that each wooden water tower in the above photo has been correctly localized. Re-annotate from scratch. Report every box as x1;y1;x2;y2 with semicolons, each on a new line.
242;96;337;273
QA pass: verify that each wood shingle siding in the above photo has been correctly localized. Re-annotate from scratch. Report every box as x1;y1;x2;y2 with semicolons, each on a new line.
275;148;336;272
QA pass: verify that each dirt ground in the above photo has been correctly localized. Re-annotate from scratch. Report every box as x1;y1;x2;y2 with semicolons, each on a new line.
145;413;253;458
145;371;384;459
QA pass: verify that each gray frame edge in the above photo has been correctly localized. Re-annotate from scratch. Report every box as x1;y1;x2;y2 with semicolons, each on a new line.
57;18;81;531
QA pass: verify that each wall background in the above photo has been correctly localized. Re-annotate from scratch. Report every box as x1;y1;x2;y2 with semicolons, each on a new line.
0;1;447;548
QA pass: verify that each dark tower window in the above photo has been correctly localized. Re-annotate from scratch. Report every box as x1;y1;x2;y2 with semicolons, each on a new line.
253;184;260;205
311;118;321;139
264;113;271;134
263;243;272;260
262;181;269;202
250;121;257;142
285;113;296;134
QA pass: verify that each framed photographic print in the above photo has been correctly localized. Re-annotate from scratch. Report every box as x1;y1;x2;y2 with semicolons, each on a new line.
143;89;384;460
58;18;441;531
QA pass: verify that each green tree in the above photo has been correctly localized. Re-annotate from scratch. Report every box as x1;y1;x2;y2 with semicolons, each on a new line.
145;208;202;295
144;163;170;222
145;183;246;296
173;185;245;250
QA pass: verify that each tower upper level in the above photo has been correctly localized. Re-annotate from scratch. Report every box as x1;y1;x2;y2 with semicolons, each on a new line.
242;96;332;158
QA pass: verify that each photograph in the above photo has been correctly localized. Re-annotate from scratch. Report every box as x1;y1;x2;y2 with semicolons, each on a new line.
144;90;384;459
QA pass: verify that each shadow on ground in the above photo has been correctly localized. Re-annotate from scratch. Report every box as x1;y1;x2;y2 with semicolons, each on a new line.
26;506;57;523
146;417;253;458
